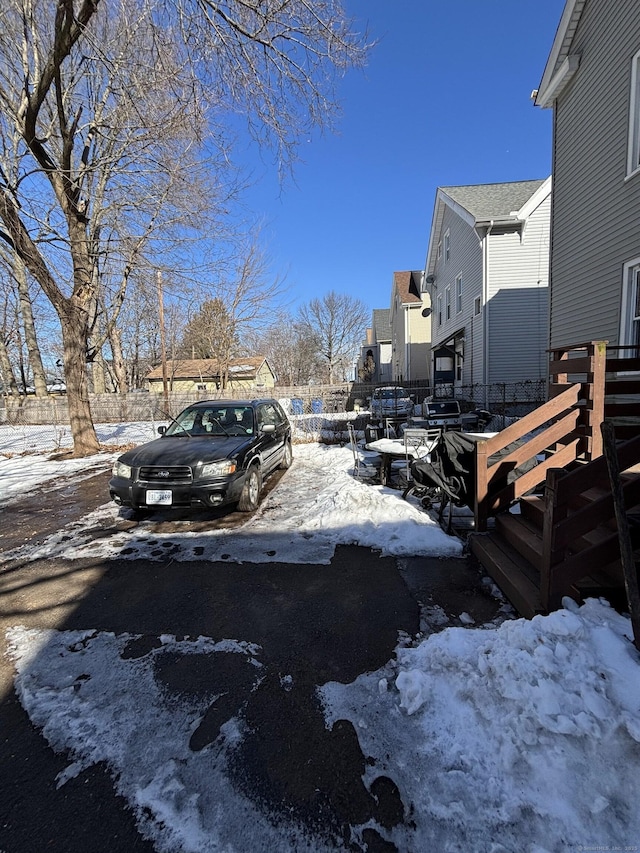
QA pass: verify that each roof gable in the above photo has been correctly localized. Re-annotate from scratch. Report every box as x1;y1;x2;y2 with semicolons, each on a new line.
425;178;551;278
392;270;423;306
440;180;547;223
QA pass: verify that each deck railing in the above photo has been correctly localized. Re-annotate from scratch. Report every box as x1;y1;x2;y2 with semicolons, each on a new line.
474;341;609;531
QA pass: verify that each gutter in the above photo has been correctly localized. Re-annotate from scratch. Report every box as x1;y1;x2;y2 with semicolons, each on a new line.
483;221;494;387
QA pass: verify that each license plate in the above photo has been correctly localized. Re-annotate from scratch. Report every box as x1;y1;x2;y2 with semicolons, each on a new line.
145;489;172;505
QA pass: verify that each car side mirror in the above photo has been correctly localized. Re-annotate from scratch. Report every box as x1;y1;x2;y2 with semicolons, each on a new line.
261;423;276;434
158;425;167;435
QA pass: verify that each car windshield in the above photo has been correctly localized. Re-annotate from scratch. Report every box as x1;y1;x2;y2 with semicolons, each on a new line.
165;406;255;436
376;388;407;400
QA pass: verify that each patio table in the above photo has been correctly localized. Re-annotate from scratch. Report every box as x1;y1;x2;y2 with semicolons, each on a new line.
364;438;422;486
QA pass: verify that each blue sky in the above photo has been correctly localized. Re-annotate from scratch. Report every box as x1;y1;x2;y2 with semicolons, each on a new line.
241;0;565;316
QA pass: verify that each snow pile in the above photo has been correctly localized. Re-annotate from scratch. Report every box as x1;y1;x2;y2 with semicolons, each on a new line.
320;596;640;851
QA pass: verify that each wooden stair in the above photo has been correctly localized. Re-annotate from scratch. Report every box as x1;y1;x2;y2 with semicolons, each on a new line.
470;451;640;618
470;523;544;619
468;343;640;619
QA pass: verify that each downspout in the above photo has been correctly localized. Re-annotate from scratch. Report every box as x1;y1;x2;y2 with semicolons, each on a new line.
405;304;411;380
483;221;494;391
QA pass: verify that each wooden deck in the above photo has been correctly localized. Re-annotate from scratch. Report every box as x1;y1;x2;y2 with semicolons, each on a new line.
468;342;640;618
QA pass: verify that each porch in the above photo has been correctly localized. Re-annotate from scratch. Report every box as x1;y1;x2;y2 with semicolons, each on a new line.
468;341;640;626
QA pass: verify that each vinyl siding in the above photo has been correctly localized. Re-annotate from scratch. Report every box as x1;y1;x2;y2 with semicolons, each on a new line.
550;0;640;347
431;205;483;385
487;197;551;383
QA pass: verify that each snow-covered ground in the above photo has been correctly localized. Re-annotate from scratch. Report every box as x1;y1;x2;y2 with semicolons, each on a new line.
2;422;640;852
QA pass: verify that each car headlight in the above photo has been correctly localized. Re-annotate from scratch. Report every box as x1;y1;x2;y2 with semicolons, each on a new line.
112;460;132;479
201;460;237;477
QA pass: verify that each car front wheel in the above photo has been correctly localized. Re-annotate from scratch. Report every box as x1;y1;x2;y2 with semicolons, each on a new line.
238;464;262;511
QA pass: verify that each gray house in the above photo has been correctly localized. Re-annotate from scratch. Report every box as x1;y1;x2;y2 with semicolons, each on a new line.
534;0;640;351
423;179;552;397
358;308;393;383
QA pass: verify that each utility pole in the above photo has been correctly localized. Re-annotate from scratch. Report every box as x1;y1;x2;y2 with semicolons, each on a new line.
156;270;169;410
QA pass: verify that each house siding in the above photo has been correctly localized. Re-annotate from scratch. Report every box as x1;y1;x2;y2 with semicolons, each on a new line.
431;205;483;385
406;305;430;382
550;0;640;347
389;273;431;382
379;342;393;382
487;197;551;383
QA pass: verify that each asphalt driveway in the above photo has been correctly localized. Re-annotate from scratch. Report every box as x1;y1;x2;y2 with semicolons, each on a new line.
0;469;503;852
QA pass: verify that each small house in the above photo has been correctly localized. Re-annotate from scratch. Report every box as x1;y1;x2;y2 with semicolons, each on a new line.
146;356;276;395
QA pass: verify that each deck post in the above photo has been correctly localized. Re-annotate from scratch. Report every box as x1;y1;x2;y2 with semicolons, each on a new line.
540;468;566;611
474;440;489;532
587;341;606;460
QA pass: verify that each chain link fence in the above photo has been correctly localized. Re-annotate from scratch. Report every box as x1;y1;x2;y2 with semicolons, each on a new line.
0;379;547;452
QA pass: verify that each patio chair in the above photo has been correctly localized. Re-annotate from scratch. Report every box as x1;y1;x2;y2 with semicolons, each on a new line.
347;423;381;481
403;428;442;483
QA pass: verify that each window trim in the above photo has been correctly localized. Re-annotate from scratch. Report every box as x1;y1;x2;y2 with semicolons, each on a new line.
627;50;640;179
455;274;462;314
437;293;443;327
444;230;450;262
620;256;640;352
474;296;481;316
445;286;451;321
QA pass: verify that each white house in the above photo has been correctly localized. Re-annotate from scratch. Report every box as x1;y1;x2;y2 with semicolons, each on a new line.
423;179;552;399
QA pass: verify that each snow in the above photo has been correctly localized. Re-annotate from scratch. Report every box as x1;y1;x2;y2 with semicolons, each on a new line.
2;421;640;852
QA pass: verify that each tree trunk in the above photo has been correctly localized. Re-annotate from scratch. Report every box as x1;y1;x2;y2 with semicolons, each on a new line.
0;336;19;396
91;347;107;394
109;326;128;394
60;301;100;456
15;257;48;397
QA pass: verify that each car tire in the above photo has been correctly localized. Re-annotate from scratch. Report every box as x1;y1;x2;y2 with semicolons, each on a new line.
279;440;293;470
238;464;262;512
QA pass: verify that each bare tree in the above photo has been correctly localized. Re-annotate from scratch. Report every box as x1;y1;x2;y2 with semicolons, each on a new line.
0;278;19;396
253;312;321;385
298;291;369;384
178;231;287;387
116;276;162;390
0;1;369;455
0;3;220;451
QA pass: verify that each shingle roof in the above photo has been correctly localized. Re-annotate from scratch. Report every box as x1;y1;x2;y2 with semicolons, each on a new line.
440;179;546;222
146;356;269;381
372;308;392;342
393;270;423;305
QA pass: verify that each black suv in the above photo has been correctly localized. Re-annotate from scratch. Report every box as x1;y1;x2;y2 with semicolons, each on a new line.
109;398;292;514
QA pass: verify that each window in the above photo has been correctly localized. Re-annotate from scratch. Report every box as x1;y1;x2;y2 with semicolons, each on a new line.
474;296;481;316
437;240;442;261
437;294;443;327
445;286;451;320
258;402;284;428
621;259;640;351
444;230;450;262
628;51;640;177
455;275;462;313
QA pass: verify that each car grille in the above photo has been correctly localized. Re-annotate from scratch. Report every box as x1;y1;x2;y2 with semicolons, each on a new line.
138;465;193;484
